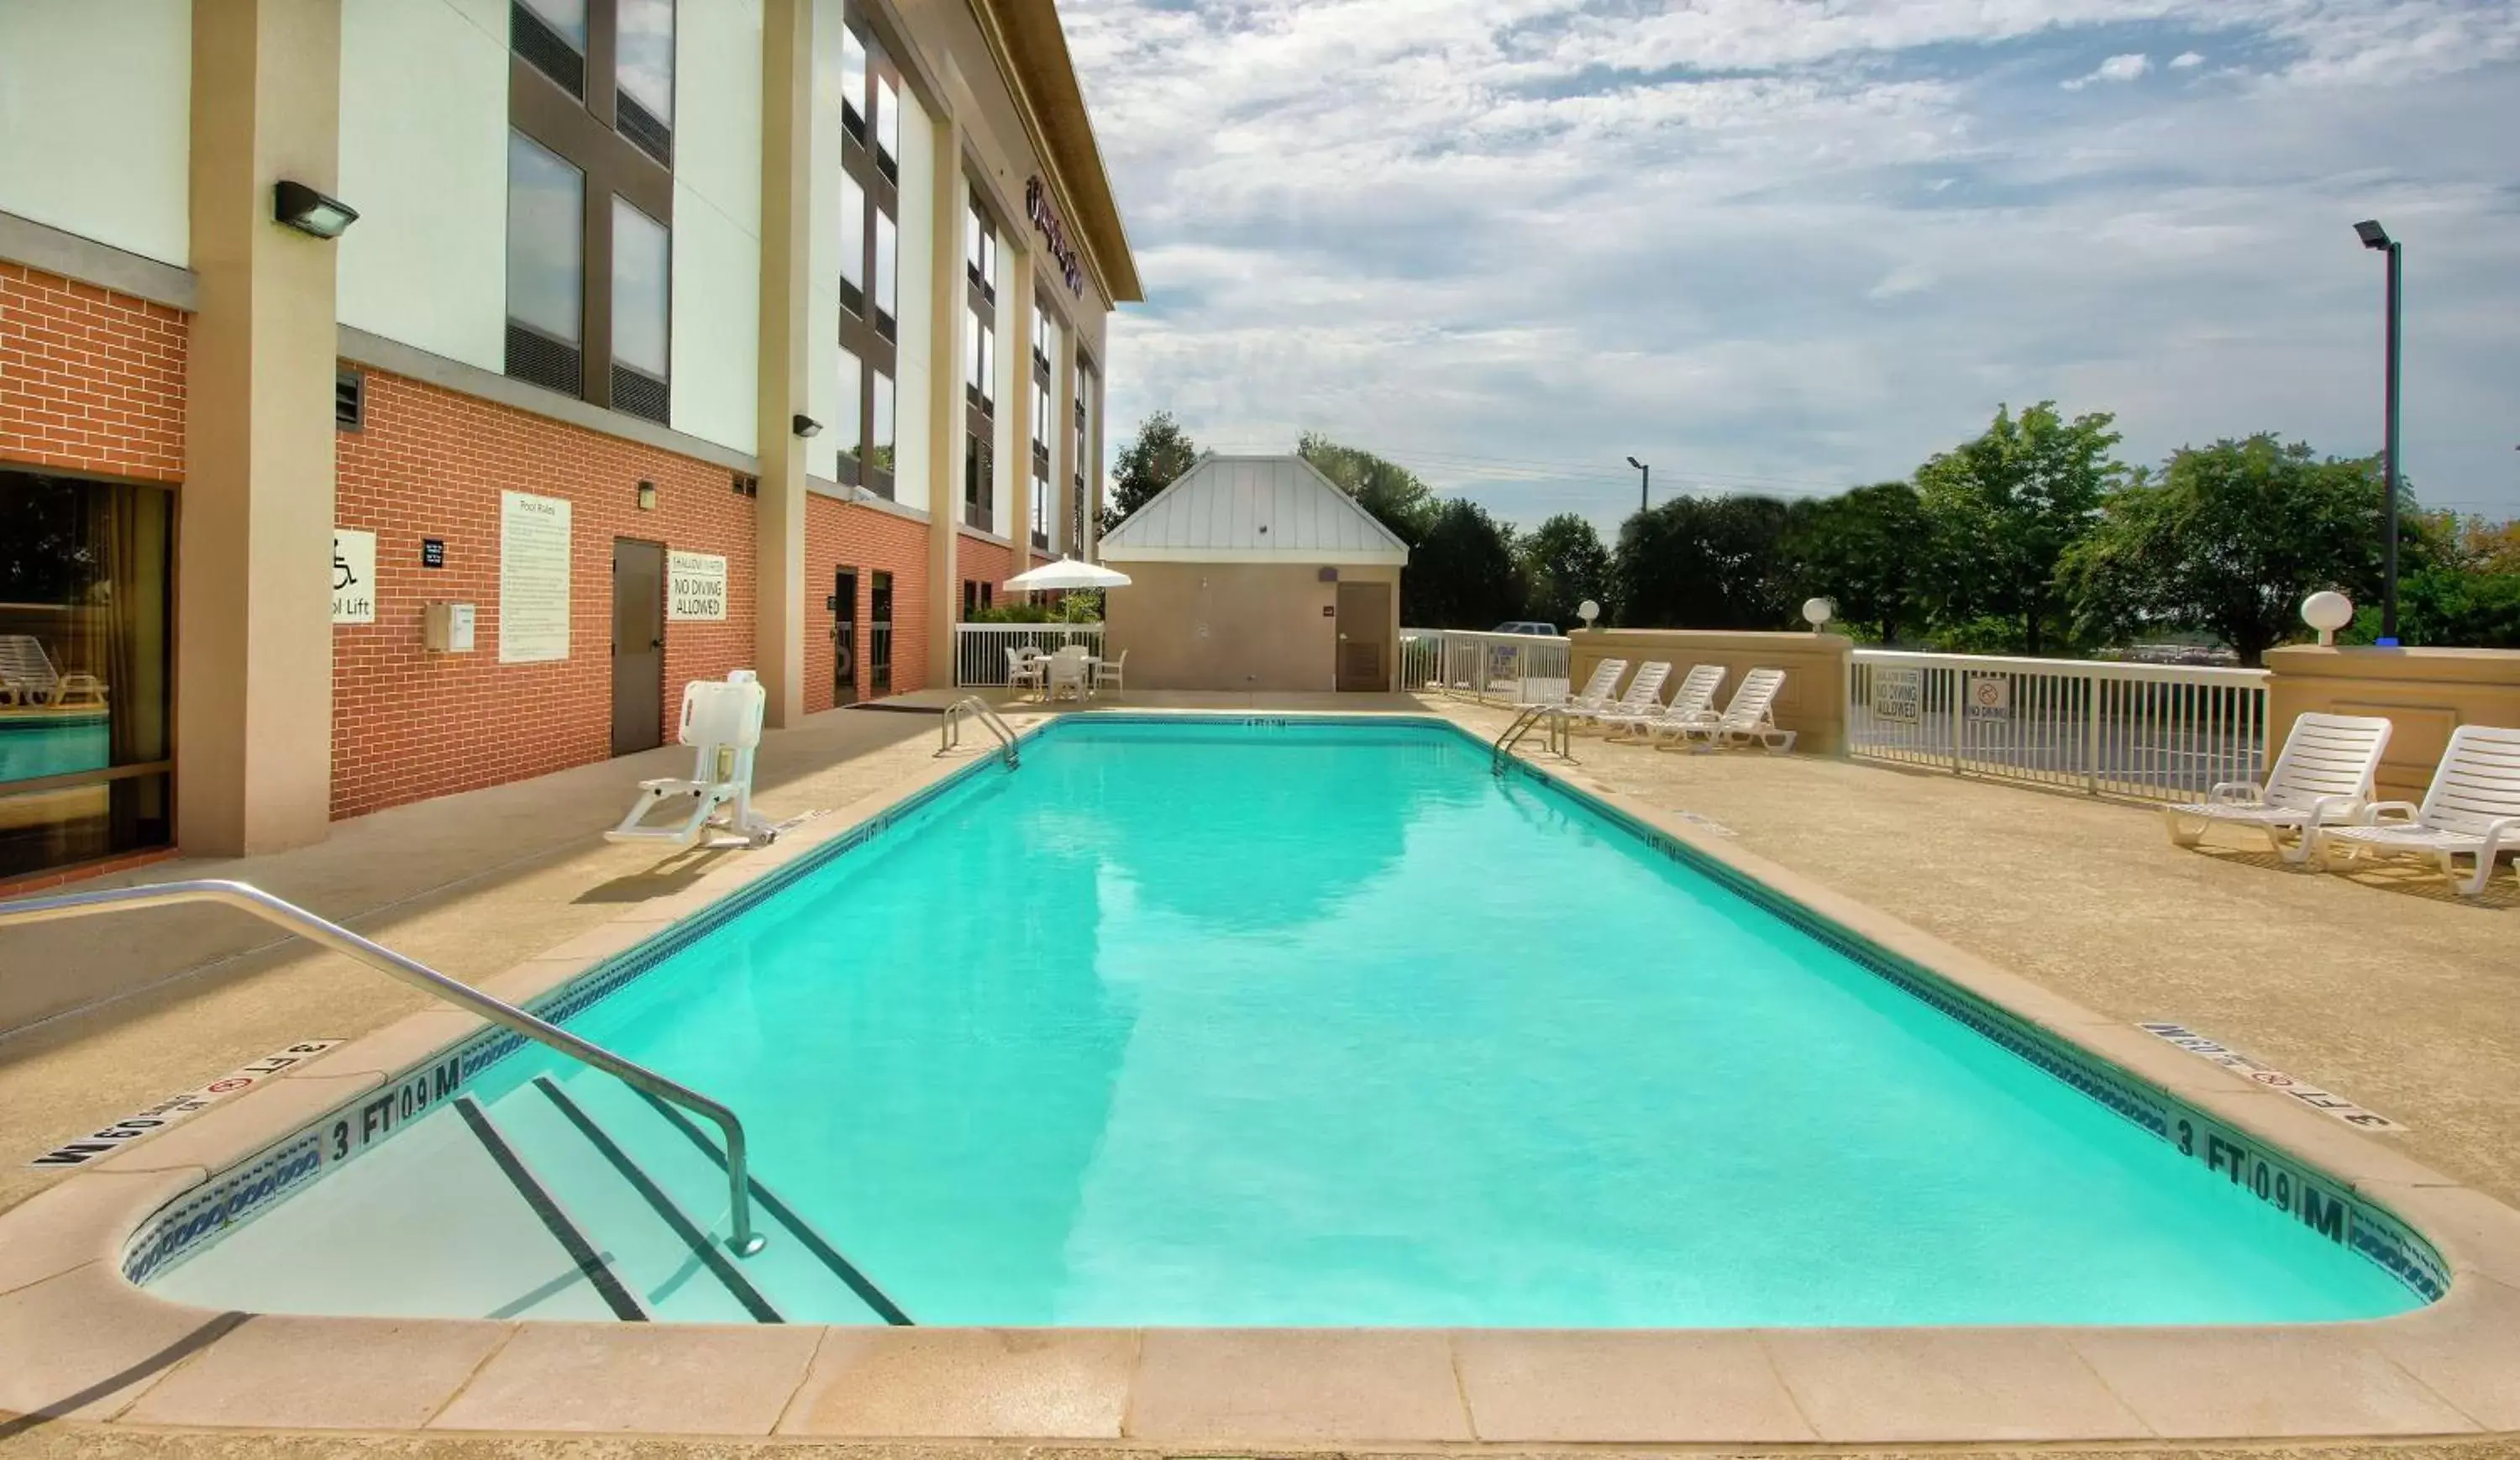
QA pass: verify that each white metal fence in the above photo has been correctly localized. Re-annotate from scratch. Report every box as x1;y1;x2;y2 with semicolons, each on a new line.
1848;649;2269;801
1400;628;1573;706
953;623;1105;687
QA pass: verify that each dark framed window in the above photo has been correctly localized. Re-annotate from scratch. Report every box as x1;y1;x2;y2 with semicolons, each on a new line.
1030;454;1051;551
840;28;867;140
833;345;863;487
505;0;675;418
869;571;894;694
963;431;992;533
0;470;176;880
838;174;865;318
836;18;903;498
967;197;996;299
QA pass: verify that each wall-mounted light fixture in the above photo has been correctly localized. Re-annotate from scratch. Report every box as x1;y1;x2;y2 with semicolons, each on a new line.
636;480;658;512
274;181;359;239
792;413;822;439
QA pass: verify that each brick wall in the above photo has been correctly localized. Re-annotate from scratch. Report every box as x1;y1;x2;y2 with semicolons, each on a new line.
804;493;931;711
331;370;758;819
958;532;1013;617
0;262;186;482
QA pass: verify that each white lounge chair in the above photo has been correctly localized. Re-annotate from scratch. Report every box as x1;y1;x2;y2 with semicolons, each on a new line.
1523;659;1623;712
1571;662;1671;729
2309;725;2520;896
1005;646;1046;700
1093;649;1126;696
1671;668;1797;752
605;671;778;849
1602;664;1726;741
1045;645;1092;702
0;634;105;708
2160;712;2391;864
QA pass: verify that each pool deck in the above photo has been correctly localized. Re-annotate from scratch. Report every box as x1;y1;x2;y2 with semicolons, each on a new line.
3;691;2518;1457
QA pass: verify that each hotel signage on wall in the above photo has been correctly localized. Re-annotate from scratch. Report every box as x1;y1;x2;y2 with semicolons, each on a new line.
1025;176;1085;298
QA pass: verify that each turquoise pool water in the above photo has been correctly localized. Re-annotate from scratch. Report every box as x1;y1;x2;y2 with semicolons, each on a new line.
465;717;2418;1326
0;715;108;784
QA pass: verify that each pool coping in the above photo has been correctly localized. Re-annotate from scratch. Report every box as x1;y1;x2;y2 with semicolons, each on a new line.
3;706;2517;1445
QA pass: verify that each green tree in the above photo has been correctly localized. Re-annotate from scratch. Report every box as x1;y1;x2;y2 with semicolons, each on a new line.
2062;436;2400;665
1103;411;1200;531
1916;402;2125;655
1297;433;1436;543
1405;498;1524;628
1781;481;1926;643
1515;512;1612;629
1611;495;1796;629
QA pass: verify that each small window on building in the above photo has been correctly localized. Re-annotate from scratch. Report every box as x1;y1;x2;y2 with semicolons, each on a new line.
874;75;900;181
839;174;865;317
872;208;897;340
976;319;994;410
505;130;586;397
1031;457;1051;549
967;199;995;297
610;197;670;423
512;0;588;97
614;0;675;164
963;432;990;530
840;28;868;141
837;345;863;465
870;369;895;475
1032;377;1051;449
1032;303;1053;369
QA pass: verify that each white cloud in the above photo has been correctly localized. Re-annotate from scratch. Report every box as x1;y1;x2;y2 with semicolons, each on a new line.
2062;52;2154;89
1065;0;2520;528
2171;50;2207;67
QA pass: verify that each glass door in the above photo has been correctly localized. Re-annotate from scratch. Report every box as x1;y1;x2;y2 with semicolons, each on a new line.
832;568;859;706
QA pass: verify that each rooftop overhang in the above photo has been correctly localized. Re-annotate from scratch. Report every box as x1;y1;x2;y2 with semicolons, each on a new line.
1097;547;1410;567
977;0;1145;305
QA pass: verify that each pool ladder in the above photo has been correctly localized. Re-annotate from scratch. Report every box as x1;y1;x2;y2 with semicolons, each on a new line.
938;696;1021;768
0;879;769;1258
1494;704;1573;774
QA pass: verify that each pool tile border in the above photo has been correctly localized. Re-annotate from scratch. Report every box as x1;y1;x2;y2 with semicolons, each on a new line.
6;703;2520;1446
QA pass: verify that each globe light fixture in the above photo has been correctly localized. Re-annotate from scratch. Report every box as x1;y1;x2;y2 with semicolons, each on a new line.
1803;596;1835;632
2302;591;2354;647
1576;599;1600;628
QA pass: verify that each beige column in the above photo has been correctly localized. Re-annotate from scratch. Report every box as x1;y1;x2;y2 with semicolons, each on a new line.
1002;248;1035;575
923;125;966;687
1052;324;1077;559
1082;357;1105;560
753;0;811;727
178;0;342;855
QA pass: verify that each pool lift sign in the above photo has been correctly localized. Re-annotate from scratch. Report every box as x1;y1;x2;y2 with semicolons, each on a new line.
29;1042;342;1168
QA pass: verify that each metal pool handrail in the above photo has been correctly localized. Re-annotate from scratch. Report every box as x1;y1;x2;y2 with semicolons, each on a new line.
939;696;1021;767
0;879;766;1257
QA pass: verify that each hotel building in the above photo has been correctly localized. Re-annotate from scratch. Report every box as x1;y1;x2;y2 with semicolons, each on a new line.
0;0;1140;885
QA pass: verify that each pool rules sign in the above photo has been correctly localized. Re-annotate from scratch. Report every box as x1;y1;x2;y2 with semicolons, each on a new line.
667;551;728;622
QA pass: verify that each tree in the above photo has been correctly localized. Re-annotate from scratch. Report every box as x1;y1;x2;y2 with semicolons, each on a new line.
1915;402;2125;655
1405;498;1524;628
1611;495;1796;629
1515;512;1612;629
1103;411;1200;531
1297;433;1436;543
2062;437;2404;665
1781;482;1926;643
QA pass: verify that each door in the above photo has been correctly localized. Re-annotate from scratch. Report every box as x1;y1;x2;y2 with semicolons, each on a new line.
611;538;666;754
832;568;859;706
869;572;895;695
1335;580;1391;691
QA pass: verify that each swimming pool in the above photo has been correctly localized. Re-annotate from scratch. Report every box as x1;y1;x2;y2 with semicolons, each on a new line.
138;716;2437;1327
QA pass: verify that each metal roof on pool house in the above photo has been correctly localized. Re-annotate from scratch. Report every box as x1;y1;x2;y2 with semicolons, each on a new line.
1097;454;1412;565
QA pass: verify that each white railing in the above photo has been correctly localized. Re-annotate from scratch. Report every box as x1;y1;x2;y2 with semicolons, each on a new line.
1400;628;1573;706
953;623;1105;688
1848;649;2269;801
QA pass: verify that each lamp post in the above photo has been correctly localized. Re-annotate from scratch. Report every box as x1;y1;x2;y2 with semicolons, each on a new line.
2355;219;2402;644
1625;455;1650;513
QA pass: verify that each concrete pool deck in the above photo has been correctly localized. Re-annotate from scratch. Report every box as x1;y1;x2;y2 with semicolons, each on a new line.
3;693;2518;1456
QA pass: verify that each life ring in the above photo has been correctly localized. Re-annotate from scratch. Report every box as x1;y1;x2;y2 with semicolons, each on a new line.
834;643;855;676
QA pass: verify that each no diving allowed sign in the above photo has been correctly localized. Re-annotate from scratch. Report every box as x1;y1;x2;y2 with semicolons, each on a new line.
29;1042;342;1168
2139;1023;2403;1132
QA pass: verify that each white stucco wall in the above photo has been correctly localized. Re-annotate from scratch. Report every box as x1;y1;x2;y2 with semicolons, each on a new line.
336;0;507;370
0;0;192;266
669;0;763;455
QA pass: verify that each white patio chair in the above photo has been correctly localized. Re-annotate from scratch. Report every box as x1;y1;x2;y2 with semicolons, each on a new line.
605;672;778;849
1670;668;1796;753
1521;658;1623;712
1602;664;1727;742
1092;649;1126;696
1569;662;1671;730
2309;725;2520;897
0;635;71;707
1005;646;1047;700
2160;712;2391;864
1045;645;1092;702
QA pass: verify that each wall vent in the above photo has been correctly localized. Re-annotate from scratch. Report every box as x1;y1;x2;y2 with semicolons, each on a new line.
334;368;365;431
510;3;585;97
611;365;669;426
617;95;673;168
504;323;582;397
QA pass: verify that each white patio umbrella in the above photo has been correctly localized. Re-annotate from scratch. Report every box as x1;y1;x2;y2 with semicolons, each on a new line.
1002;557;1131;591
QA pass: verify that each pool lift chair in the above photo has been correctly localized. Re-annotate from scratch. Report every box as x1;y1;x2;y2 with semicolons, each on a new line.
606;670;780;849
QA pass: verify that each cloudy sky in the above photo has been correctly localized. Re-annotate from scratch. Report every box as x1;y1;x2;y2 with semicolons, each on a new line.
1062;0;2520;533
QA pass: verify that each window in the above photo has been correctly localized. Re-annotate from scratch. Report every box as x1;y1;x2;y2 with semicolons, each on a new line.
869;572;894;693
505;130;585;395
1031;456;1051;549
837;345;863;467
0;470;176;880
963;432;991;532
839;175;864;316
614;0;675;163
975;318;993;407
610;197;669;422
841;29;867;139
1032;376;1051;449
870;370;895;475
872;208;897;339
967;200;995;297
512;0;588;96
874;75;900;180
1032;302;1053;369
